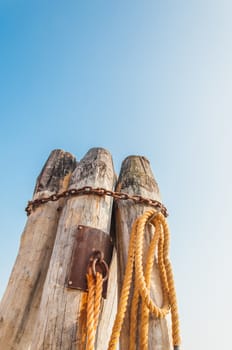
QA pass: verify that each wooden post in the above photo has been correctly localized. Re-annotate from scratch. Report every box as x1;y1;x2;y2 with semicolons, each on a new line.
0;149;77;350
115;156;172;350
32;148;117;350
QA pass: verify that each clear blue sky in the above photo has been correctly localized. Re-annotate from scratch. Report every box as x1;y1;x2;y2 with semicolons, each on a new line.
1;1;232;349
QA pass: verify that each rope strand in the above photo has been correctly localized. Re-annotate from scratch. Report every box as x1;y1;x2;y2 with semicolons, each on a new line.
86;269;104;350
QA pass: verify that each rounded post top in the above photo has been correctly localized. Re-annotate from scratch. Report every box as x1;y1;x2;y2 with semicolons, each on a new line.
34;149;77;194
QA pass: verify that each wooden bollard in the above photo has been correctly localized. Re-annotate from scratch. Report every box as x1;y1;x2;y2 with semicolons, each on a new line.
0;149;76;350
115;156;172;350
32;148;117;350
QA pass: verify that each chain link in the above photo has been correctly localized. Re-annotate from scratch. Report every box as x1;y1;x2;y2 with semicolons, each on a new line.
25;186;169;217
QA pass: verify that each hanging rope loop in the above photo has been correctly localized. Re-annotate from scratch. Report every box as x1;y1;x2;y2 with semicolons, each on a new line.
107;210;181;350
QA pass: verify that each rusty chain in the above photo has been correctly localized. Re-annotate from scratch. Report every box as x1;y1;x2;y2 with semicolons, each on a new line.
25;186;168;217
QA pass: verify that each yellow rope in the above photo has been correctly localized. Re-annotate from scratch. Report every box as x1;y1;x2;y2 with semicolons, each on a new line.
140;217;162;350
94;272;103;332
107;219;138;350
107;210;181;350
86;269;103;350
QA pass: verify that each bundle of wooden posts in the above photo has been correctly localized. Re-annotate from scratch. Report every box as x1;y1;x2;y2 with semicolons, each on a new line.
0;148;173;350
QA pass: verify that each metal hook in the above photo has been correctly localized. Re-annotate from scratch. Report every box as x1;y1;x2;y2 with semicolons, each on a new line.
92;257;109;282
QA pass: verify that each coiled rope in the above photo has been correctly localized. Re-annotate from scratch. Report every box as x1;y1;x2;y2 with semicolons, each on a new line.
107;209;181;350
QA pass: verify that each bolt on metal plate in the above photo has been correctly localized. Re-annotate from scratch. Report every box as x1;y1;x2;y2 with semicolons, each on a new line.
66;225;114;299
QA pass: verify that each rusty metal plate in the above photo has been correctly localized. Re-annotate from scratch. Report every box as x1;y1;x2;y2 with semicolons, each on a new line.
66;225;113;298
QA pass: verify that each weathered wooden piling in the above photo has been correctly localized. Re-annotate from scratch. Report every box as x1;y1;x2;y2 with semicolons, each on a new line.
114;156;172;350
32;148;117;350
0;149;177;350
0;149;76;350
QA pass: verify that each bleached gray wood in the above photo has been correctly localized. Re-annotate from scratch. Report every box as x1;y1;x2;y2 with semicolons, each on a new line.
115;156;172;350
0;149;76;350
32;148;117;350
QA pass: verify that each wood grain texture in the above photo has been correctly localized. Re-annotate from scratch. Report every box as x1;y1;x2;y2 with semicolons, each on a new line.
115;156;172;350
32;148;117;350
0;149;77;350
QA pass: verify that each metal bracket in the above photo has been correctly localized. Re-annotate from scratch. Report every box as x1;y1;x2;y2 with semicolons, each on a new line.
66;225;114;298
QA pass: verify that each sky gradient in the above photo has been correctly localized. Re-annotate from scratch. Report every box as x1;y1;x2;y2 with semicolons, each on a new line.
1;1;232;349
